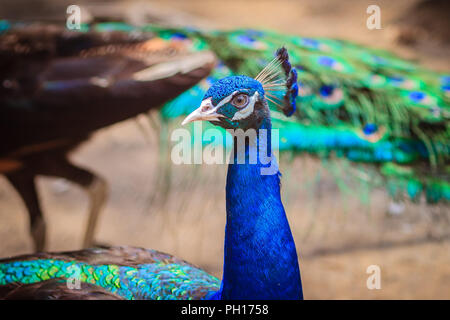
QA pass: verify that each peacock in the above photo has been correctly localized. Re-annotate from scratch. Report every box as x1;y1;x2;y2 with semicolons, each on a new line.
0;48;303;300
0;21;215;251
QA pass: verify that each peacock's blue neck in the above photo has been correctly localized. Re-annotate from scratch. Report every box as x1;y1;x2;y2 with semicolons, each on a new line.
212;117;303;300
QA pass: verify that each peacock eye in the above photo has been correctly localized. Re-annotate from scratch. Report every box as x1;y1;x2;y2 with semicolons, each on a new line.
231;93;249;108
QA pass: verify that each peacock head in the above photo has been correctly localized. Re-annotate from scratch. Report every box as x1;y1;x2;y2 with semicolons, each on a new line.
182;47;298;130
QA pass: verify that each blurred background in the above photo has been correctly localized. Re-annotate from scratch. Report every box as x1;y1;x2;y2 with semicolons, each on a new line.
0;0;449;299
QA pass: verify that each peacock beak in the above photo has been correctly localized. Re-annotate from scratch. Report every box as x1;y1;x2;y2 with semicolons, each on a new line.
181;97;224;125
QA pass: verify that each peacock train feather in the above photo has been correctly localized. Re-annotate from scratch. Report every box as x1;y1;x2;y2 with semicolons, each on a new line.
143;24;450;204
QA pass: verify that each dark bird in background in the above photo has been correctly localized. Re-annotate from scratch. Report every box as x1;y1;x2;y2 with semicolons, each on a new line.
0;22;216;251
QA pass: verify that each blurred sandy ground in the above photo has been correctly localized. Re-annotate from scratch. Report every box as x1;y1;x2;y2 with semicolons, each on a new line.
0;0;449;299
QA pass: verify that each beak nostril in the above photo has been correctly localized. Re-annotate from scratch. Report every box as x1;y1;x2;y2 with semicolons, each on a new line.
201;105;211;112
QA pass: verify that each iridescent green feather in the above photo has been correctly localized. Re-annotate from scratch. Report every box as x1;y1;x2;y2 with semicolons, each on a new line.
0;258;220;300
147;25;449;203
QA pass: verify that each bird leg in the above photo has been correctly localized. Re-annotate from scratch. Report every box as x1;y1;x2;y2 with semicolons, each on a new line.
6;169;46;252
36;156;108;249
82;175;107;248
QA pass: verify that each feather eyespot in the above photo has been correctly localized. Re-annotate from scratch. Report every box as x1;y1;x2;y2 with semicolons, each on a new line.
231;93;249;108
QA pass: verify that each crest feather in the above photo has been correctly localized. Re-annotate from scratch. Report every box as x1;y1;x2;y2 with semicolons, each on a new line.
255;47;298;117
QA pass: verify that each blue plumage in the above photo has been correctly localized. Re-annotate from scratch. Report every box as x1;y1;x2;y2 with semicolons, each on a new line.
221;118;303;299
204;75;265;105
183;48;304;299
363;123;378;135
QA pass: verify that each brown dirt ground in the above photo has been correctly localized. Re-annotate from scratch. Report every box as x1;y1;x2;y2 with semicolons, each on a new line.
0;0;449;299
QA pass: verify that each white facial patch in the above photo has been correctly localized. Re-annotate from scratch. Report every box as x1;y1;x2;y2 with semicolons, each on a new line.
216;91;237;108
231;91;259;121
199;97;224;121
